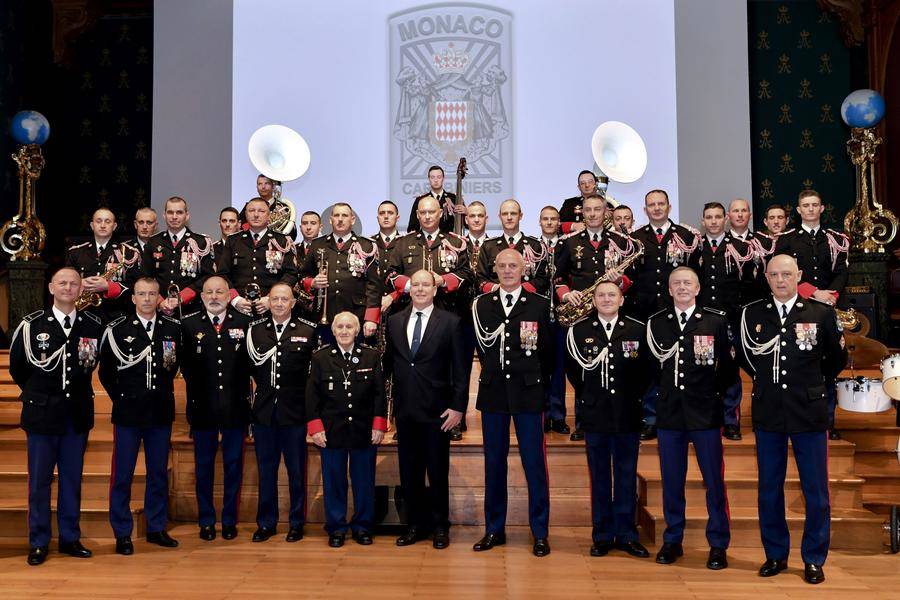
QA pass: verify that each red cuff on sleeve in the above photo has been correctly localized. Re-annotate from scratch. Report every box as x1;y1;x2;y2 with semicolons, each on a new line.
390;290;401;302
620;275;632;294
561;222;573;234
523;282;536;294
303;277;313;293
372;416;388;432
105;281;122;299
364;307;381;324
307;419;325;436
481;282;495;293
441;273;460;293
556;285;571;302
229;288;239;301
797;282;816;299
180;288;197;305
393;275;410;294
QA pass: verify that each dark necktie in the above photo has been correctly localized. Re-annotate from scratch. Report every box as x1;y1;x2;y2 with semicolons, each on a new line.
508;236;515;247
97;244;105;256
170;233;178;247
605;321;612;337
426;234;433;246
336;237;344;250
410;311;423;356
344;351;351;362
384;235;391;244
809;228;817;239
145;320;153;332
275;323;284;336
781;304;788;321
212;315;221;333
505;294;514;308
710;238;718;251
63;315;72;331
656;228;664;243
680;311;687;325
252;233;260;246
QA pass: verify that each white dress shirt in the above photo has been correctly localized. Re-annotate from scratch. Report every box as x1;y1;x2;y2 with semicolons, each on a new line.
272;318;289;340
651;221;672;236
52;306;77;337
502;231;523;246
599;315;618;339
137;314;157;338
168;228;186;245
406;304;435;349
676;305;696;330
774;295;798;322
500;286;522;316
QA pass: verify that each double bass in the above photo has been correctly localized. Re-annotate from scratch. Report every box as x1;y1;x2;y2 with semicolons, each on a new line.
453;157;467;235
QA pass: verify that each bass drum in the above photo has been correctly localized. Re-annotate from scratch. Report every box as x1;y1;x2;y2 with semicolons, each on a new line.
881;353;900;399
836;377;892;413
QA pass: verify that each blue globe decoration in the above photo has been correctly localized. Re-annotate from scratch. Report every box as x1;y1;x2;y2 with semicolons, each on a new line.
9;110;50;145
840;89;885;128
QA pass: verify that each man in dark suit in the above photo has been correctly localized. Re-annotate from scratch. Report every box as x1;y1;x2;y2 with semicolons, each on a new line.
646;267;735;570
773;190;850;439
386;270;467;549
471;249;555;557
566;282;650;559
180;275;252;542
406;165;464;233
215;197;299;316
246;283;318;543
10;267;103;565
141;196;215;315
738;254;847;585
98;277;182;555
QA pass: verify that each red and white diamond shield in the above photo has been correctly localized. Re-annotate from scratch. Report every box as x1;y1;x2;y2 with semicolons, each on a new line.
434;101;468;143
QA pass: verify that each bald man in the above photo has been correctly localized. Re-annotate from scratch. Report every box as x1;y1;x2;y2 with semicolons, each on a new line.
738;254;847;584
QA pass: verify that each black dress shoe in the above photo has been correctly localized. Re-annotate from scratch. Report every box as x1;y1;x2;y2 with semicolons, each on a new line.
199;525;216;541
706;547;728;570
722;425;742;441
353;531;373;545
543;419;552;433
758;558;788;577
115;536;134;555
828;429;841;440
615;540;650;558
59;540;92;558
473;533;506;551
252;527;276;542
146;531;179;548
328;533;345;548
590;541;612;556
533;538;551;557
551;419;571;435
396;528;420;546
569;429;584;441
655;542;683;564
804;563;825;584
285;527;304;542
433;528;449;549
449;425;463;441
640;424;657;440
27;545;48;566
222;525;238;540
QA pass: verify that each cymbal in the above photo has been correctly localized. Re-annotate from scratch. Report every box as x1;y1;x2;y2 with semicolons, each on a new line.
845;332;889;368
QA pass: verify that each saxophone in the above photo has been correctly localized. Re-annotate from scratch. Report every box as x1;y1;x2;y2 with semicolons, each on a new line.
556;239;644;327
75;261;124;311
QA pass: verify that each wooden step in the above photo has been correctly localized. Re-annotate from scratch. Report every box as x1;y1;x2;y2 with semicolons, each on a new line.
0;498;145;539
854;451;900;477
638;471;865;510
0;466;149;501
638;505;883;550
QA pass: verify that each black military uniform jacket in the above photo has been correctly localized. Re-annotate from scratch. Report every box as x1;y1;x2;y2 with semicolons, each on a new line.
407;190;457;233
647;306;736;430
215;228;299;295
66;239;142;312
553;229;635;302
730;229;777;304
697;234;759;320
773;227;850;297
180;308;252;430
10;309;103;435
98;313;182;428
371;231;401;298
471;289;555;414
566;314;649;433
386;230;473;315
141;228;215;307
558;196;616;234
247;317;318;427
239;197;297;240
739;297;847;433
629;221;702;319
476;233;550;296
298;233;382;325
212;238;227;265
305;344;387;449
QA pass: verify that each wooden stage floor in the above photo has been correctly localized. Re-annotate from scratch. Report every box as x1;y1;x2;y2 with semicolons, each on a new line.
1;524;898;599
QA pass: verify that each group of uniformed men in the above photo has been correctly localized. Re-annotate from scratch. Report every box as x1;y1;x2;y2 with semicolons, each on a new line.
10;167;850;585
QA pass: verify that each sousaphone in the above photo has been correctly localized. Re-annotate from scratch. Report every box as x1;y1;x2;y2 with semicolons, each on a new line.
248;124;311;235
591;121;648;229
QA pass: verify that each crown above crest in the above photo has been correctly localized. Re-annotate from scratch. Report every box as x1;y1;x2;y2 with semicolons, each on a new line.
434;43;469;74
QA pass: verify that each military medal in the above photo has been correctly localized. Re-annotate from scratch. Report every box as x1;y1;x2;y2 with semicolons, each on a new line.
693;335;715;365
795;323;817;350
77;337;98;368
162;340;177;369
265;249;284;273
622;340;639;358
36;332;50;351
520;321;538;356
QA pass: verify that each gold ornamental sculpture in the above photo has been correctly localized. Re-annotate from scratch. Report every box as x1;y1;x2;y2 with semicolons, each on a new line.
840;90;897;253
1;110;50;261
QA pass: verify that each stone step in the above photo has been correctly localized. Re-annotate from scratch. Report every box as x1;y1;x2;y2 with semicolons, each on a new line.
638;505;882;550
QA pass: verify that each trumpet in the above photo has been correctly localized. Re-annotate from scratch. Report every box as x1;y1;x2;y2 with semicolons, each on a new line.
75;262;122;311
316;248;329;325
167;283;183;320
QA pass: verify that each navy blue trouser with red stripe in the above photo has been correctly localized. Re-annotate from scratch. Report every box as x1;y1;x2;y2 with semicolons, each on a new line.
585;431;640;543
193;428;245;528
253;423;308;530
657;428;730;549
481;411;549;539
109;424;172;538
